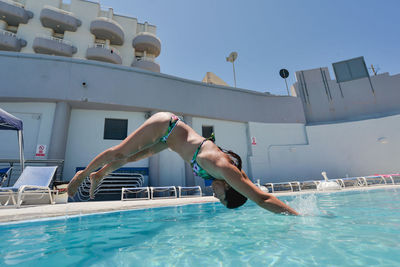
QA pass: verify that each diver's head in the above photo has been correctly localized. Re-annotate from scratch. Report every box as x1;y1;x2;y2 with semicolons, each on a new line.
211;180;248;209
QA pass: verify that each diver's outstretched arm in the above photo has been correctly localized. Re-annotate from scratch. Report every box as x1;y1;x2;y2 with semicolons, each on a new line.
201;156;299;215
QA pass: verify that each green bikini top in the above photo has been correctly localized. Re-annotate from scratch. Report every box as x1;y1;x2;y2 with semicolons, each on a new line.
190;134;215;180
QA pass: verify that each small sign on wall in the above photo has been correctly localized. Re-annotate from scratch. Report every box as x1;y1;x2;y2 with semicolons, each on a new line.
35;144;47;157
251;137;257;145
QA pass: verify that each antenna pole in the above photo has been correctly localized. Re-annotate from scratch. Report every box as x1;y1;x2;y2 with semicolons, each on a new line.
232;61;237;88
371;64;377;76
284;78;289;95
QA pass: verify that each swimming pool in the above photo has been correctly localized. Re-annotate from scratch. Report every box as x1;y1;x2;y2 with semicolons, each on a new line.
1;188;399;266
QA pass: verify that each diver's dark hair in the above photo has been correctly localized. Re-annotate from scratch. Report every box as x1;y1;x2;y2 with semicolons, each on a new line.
218;147;247;209
225;187;248;209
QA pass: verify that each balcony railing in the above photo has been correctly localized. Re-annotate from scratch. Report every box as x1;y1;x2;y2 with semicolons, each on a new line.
135;56;158;64
44;35;73;46
40;5;81;33
45;5;73;16
86;43;122;65
0;0;33;25
132;56;160;72
90;17;124;45
0;28;16;37
90;43;121;56
132;32;161;57
3;0;24;8
32;35;77;57
0;28;26;51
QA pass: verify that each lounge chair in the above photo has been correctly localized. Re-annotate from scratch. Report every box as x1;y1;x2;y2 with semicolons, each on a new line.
121;187;150;200
0;166;58;207
177;186;202;198
0;167;12;187
150;186;177;199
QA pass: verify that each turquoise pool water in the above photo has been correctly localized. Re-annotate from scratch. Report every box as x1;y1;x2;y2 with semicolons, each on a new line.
1;188;400;266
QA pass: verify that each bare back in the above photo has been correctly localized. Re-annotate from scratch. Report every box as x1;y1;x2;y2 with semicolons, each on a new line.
166;121;205;162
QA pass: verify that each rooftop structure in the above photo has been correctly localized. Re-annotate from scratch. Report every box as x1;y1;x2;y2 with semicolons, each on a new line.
0;0;161;72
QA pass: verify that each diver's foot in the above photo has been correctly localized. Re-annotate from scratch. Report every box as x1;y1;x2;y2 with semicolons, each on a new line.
67;170;86;197
89;172;103;199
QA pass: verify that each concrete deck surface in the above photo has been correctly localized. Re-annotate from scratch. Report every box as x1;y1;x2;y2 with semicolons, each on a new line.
0;196;218;224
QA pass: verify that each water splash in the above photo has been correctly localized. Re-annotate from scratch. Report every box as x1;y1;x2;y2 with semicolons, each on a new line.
286;194;336;218
287;194;319;216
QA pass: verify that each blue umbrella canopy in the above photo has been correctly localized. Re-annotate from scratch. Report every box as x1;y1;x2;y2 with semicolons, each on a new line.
0;108;24;171
0;108;23;131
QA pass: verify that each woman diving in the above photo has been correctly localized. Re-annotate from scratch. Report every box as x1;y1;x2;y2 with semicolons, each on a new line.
67;112;298;215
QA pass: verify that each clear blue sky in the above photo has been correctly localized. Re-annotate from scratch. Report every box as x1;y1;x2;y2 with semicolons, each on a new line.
101;0;400;95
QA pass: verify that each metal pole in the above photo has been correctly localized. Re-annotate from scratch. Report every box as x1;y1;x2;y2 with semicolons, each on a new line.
232;61;237;88
284;78;289;95
18;130;24;171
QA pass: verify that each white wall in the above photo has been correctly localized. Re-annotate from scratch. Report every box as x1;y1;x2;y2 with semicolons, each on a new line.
248;122;307;182
158;148;185;186
0;102;56;159
249;114;400;183
63;109;147;180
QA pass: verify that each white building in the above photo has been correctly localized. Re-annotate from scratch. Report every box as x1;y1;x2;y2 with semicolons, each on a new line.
0;0;161;71
1;0;399;191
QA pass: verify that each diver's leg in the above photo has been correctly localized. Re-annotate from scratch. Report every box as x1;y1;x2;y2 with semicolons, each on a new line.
89;142;168;198
68;112;172;197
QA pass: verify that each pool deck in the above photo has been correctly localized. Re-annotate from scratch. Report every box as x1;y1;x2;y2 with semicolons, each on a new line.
0;196;219;224
1;184;399;224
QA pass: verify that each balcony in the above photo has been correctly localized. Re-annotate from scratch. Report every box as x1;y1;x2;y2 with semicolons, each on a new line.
132;32;161;57
0;29;26;51
131;57;160;73
40;5;81;33
0;0;33;26
32;36;77;57
86;43;122;65
90;17;124;45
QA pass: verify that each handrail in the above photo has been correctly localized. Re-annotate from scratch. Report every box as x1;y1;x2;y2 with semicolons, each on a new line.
4;0;24;8
0;29;17;37
0;159;64;164
43;5;74;16
260;173;400;193
38;35;73;46
89;43;121;56
135;56;158;63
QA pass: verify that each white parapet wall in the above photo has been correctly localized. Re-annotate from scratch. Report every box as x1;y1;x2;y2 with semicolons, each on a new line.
250;113;400;183
292;67;400;123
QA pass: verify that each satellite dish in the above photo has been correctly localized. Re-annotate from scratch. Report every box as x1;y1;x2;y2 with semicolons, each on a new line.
226;52;238;63
279;69;289;79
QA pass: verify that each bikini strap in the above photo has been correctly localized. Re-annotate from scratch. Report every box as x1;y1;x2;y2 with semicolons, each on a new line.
191;133;215;163
160;116;180;143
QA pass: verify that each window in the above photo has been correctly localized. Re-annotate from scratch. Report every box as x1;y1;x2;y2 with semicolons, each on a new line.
202;126;214;139
104;118;128;140
332;57;369;83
